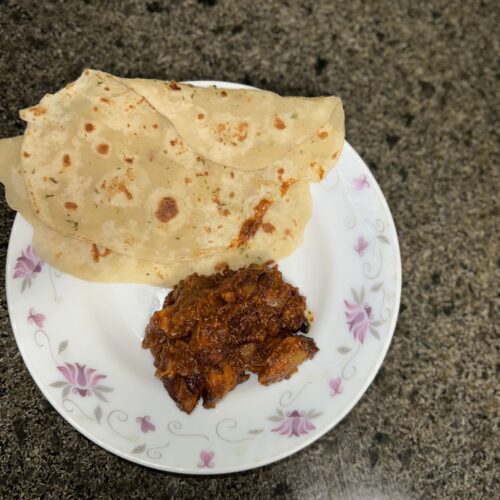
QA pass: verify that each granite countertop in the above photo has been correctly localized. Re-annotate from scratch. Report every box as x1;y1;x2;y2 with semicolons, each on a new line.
0;1;497;498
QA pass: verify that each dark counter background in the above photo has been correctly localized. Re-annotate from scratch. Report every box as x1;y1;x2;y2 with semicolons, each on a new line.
0;1;497;498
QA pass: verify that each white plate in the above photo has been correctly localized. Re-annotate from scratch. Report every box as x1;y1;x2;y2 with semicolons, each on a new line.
6;82;401;474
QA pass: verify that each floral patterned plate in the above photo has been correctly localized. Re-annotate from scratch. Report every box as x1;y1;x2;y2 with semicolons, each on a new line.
6;82;401;474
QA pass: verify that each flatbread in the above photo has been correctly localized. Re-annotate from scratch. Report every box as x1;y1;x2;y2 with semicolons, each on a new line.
0;136;311;286
31;182;310;285
19;70;318;264
121;78;343;172
0;70;344;286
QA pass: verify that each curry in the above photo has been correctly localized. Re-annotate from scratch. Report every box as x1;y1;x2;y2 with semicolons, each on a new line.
143;263;318;413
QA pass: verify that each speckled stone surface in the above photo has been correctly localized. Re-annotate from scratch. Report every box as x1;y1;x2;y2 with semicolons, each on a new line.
0;0;498;498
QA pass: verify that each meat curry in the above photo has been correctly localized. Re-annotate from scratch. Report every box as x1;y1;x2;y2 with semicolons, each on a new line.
143;263;318;413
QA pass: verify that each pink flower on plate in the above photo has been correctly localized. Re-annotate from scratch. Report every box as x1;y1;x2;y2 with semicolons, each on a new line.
198;451;215;468
272;410;316;437
13;244;44;291
27;308;45;328
56;362;109;398
329;377;343;397
354;236;368;256
344;300;373;344
136;416;156;433
352;175;369;191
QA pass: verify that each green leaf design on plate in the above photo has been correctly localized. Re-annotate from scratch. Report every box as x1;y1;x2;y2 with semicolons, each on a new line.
308;412;323;419
93;390;109;403
337;346;351;354
268;416;283;422
371;282;384;292
62;385;70;398
94;405;103;423
58;340;68;354
247;429;264;435
377;234;390;244
94;385;114;393
131;444;146;454
351;288;360;304
369;326;380;339
50;381;67;388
